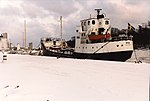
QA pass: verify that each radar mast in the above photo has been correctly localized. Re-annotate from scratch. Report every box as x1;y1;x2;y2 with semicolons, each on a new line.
95;9;104;19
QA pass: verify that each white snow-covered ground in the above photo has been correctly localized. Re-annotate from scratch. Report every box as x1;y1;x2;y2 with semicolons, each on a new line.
0;54;150;101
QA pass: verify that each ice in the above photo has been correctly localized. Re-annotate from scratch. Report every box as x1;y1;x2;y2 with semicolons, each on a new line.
0;54;149;101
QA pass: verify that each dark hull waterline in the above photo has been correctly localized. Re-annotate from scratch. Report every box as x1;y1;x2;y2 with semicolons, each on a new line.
42;49;133;62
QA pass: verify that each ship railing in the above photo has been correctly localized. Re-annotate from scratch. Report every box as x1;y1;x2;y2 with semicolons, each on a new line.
41;37;62;42
111;36;132;41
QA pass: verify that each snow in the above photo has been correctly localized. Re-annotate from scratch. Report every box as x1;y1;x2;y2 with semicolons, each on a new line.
0;54;150;101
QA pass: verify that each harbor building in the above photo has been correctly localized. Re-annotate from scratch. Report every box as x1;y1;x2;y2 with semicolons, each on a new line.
0;33;9;50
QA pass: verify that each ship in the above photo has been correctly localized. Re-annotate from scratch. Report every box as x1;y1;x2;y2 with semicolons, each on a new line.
41;9;133;61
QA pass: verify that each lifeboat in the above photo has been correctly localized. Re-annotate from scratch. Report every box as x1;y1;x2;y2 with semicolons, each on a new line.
88;34;111;41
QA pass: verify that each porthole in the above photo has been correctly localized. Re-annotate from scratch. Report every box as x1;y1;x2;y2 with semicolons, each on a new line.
117;45;119;47
105;21;109;25
92;47;94;49
92;20;95;25
126;42;130;44
121;44;123;47
99;22;102;25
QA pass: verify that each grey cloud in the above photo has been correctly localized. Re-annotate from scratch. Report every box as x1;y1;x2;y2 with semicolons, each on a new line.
21;2;50;18
123;0;150;5
23;0;78;17
0;5;22;17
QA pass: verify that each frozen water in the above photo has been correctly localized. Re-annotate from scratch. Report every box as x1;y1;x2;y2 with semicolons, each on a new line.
0;54;149;101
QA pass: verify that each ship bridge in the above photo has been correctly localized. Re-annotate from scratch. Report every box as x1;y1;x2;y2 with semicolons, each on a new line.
76;9;111;44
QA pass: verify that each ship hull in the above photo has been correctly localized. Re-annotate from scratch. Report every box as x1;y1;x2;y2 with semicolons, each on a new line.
42;44;133;61
73;51;133;61
42;49;73;58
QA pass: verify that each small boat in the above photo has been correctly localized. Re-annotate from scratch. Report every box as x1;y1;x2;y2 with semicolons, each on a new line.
41;9;133;61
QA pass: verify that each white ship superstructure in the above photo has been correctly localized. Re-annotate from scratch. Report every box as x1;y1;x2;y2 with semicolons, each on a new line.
73;9;133;61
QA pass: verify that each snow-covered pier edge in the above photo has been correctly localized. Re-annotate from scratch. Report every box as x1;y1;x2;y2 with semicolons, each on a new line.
0;54;150;101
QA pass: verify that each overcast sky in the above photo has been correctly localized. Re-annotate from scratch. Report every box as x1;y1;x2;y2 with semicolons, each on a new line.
0;0;150;47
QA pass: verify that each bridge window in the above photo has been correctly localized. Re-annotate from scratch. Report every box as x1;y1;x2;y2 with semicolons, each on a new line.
92;20;95;25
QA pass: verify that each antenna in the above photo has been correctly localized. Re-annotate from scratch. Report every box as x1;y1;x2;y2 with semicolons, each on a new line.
95;9;102;15
90;14;91;18
94;9;104;19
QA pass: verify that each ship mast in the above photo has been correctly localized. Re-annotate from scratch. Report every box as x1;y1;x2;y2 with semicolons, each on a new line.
95;8;102;15
94;9;104;19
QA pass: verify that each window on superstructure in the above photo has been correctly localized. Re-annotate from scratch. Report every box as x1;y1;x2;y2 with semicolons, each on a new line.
98;28;105;34
105;21;109;25
88;21;90;25
92;20;95;25
84;22;86;26
81;33;85;37
91;32;95;35
81;22;83;26
99;22;102;25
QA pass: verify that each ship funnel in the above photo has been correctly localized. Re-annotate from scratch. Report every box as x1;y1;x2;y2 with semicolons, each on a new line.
95;9;104;19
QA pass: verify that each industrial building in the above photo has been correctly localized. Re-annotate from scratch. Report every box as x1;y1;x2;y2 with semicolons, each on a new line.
0;33;9;50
